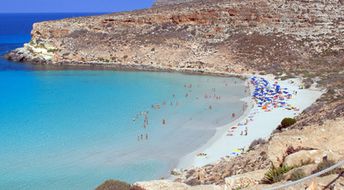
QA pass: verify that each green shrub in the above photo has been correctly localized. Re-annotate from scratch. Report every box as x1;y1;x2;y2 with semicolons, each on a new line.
96;180;131;190
281;118;296;128
261;165;293;184
290;169;306;181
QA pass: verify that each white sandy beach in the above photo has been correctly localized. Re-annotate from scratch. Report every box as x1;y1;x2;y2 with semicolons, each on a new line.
177;74;324;169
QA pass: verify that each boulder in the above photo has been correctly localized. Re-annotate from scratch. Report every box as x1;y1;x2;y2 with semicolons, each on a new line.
283;150;337;167
135;180;189;190
135;180;224;190
284;164;318;181
171;168;183;176
224;169;266;190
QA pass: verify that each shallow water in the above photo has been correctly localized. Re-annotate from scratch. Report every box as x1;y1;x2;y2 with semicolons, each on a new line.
0;14;247;190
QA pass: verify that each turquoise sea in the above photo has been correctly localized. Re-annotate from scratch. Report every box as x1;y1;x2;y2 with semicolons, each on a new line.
0;14;247;190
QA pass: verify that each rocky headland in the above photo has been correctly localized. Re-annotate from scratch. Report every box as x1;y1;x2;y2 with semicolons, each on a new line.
5;0;344;189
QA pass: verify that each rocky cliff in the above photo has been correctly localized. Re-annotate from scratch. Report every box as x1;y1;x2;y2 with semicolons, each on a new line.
153;0;197;7
6;0;344;76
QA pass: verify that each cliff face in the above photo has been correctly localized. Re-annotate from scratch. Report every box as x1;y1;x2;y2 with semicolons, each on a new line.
153;0;198;7
6;0;344;75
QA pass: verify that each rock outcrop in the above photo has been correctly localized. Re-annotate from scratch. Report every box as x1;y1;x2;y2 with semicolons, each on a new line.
134;180;224;190
6;0;344;78
153;0;197;7
180;117;344;189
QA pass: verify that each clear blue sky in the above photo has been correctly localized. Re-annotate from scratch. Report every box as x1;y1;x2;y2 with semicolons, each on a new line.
0;0;155;13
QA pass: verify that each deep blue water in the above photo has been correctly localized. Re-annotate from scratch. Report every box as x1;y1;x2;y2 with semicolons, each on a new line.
0;14;246;190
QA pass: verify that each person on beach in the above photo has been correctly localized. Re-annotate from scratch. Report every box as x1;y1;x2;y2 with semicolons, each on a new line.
232;113;236;118
244;127;248;136
146;133;148;140
162;119;166;125
141;134;143;140
209;105;212;110
144;115;148;126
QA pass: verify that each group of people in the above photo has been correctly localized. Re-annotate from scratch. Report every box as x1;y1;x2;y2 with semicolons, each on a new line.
251;76;298;112
133;80;239;142
226;76;300;154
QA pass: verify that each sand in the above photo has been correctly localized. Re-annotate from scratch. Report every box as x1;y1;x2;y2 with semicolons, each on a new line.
177;74;324;169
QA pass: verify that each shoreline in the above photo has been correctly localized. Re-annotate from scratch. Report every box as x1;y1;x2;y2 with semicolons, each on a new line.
176;80;254;170
4;55;325;182
5;57;325;167
4;51;248;79
175;74;324;172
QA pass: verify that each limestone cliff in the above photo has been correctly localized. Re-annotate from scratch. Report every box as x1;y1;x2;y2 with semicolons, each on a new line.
7;0;344;77
153;0;198;7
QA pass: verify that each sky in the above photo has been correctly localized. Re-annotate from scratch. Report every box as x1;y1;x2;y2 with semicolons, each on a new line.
0;0;155;13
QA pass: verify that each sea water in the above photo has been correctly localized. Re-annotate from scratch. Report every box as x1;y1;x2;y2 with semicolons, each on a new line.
0;14;247;190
